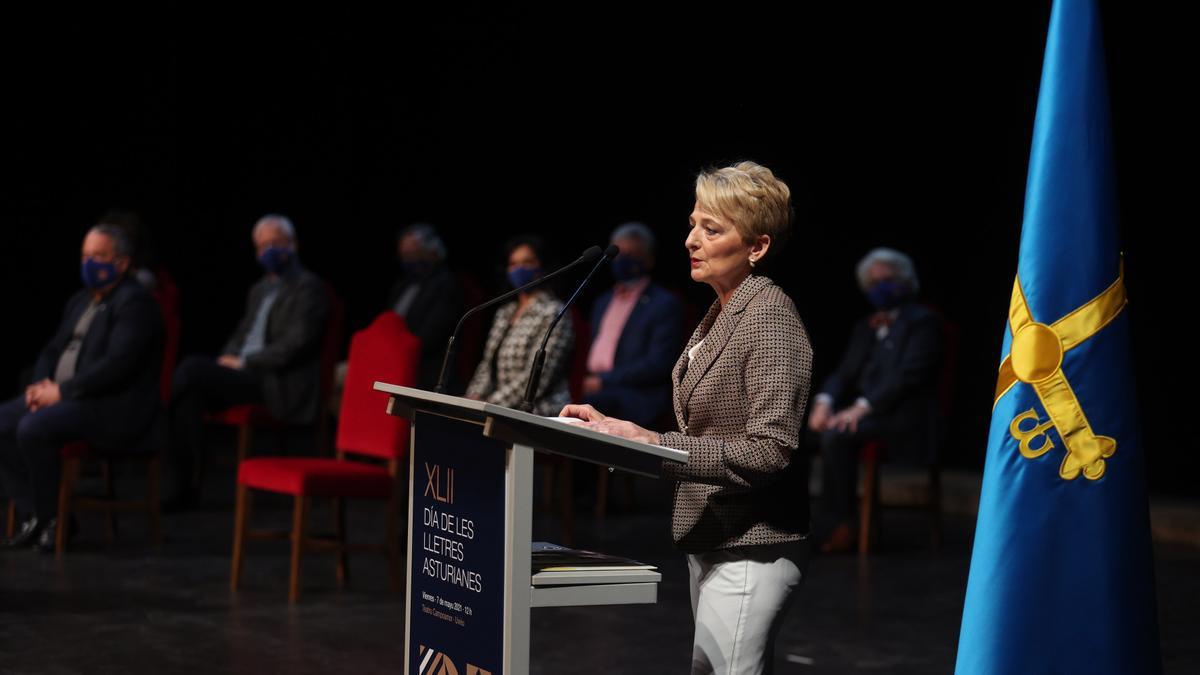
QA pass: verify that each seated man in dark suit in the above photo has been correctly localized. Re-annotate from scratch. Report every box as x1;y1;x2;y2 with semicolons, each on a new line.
387;223;463;390
582;222;683;427
808;247;943;553
0;225;164;550
168;214;329;507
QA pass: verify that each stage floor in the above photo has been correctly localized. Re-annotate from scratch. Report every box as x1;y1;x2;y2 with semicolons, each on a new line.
1;459;1195;674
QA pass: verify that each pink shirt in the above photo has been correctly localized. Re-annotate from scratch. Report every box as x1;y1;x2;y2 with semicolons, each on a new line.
587;277;652;375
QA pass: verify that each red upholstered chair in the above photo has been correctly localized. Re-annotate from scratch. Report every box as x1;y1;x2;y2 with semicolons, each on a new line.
47;270;181;556
566;306;590;405
203;282;345;486
230;311;419;602
153;267;182;402
857;310;959;555
454;271;487;389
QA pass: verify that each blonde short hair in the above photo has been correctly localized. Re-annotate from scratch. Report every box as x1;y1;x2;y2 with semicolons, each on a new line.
694;161;792;267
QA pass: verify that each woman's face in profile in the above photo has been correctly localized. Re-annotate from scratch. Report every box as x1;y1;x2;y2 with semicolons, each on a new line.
507;244;541;272
685;202;753;288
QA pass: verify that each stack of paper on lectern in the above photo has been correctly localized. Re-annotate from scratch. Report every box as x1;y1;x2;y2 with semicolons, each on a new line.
530;542;661;590
532;541;656;573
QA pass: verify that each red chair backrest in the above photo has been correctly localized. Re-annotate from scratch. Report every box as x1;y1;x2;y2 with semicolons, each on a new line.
567;306;590;403
320;282;347;407
920;302;960;419
455;271;487;388
335;311;420;461
153;266;182;403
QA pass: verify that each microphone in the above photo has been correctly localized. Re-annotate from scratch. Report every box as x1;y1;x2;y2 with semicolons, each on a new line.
434;245;604;394
519;244;620;412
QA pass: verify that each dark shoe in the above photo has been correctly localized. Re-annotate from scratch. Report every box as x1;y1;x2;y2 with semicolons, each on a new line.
33;516;79;554
2;516;44;549
819;523;856;554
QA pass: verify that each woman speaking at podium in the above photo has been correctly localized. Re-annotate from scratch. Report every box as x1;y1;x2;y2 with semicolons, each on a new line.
561;160;813;674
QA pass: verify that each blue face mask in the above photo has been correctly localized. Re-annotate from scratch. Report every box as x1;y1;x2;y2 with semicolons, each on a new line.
867;279;906;310
258;246;294;275
81;257;120;289
611;255;645;283
507;265;542;289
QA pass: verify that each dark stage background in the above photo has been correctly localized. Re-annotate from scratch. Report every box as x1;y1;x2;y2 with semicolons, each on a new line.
1;4;1190;492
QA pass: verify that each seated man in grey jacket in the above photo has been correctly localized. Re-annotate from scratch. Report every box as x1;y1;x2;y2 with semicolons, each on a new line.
167;214;329;508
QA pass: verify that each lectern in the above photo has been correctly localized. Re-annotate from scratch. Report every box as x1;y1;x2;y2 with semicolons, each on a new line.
373;383;687;675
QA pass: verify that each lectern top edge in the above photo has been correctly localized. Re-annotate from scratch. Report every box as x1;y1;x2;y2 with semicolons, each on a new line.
373;381;687;465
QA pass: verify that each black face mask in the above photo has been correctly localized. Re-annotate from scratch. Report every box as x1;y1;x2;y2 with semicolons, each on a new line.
611;255;646;282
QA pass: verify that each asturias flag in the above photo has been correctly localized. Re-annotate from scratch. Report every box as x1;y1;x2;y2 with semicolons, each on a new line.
955;0;1161;672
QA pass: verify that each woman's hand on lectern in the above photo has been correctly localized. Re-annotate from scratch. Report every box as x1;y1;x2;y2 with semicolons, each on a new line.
559;404;606;422
561;405;658;445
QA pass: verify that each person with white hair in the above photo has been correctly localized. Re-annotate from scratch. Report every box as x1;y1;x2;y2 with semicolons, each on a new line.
807;247;944;553
166;214;329;510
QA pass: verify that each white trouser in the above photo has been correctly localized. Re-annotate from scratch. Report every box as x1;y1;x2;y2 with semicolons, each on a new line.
687;539;809;675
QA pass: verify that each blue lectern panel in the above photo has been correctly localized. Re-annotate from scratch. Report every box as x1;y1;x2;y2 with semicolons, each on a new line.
409;412;507;675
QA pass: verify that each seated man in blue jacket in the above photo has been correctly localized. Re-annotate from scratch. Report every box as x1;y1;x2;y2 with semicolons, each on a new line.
0;225;164;551
808;247;944;553
582;222;682;428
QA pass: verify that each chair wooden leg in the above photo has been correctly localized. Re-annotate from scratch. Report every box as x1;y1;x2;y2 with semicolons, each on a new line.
594;466;609;519
236;423;251;464
147;457;162;545
102;460;117;544
56;458;79;558
6;500;14;539
333;497;348;588
289;495;310;603
230;484;251;591
858;456;879;555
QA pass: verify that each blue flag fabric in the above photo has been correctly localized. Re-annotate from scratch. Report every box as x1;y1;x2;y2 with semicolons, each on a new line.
954;0;1161;673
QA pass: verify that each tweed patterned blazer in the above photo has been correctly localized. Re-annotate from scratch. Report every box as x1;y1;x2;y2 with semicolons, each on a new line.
465;291;574;417
658;275;813;552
